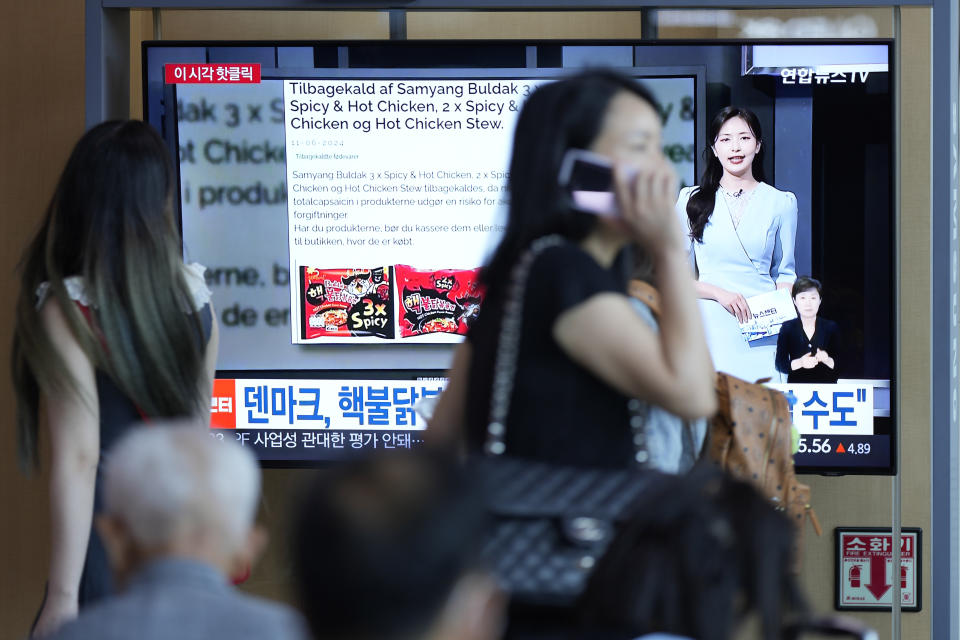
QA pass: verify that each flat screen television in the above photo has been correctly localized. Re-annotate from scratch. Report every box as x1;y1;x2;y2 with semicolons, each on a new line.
145;39;894;473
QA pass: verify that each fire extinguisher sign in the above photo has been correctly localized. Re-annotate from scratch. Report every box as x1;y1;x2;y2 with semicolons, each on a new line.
835;527;922;611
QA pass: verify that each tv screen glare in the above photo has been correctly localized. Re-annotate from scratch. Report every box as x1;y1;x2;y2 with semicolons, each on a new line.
146;40;894;473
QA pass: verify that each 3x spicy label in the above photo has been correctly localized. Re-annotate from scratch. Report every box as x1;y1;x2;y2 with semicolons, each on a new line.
301;266;394;339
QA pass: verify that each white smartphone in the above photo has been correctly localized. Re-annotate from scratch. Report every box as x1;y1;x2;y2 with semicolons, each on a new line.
558;148;638;219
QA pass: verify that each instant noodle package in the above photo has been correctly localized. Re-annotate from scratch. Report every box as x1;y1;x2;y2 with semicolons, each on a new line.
395;265;484;338
301;267;394;339
299;265;484;340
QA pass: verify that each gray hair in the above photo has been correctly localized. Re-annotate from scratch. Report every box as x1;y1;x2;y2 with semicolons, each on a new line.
102;422;260;550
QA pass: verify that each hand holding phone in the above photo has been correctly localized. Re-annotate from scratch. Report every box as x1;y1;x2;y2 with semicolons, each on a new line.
611;154;683;254
559;148;682;253
558;149;624;218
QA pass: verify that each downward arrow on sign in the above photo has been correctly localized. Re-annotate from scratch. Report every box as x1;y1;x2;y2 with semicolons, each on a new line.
866;555;891;600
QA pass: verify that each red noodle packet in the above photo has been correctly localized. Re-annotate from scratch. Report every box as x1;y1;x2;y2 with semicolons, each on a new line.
395;265;484;338
301;267;394;339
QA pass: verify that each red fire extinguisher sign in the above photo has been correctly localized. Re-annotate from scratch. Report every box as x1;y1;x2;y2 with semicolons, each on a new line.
835;528;921;611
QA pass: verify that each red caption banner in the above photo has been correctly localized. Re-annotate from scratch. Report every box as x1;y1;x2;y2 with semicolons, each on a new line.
165;63;261;84
210;378;237;429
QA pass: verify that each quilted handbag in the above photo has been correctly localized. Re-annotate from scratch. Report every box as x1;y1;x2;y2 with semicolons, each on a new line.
472;456;657;606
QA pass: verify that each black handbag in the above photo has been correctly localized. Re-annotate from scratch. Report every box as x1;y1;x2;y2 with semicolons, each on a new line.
473;456;657;606
474;236;656;606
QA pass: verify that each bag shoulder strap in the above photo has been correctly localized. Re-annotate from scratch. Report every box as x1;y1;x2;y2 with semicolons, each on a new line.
484;236;564;455
485;240;650;468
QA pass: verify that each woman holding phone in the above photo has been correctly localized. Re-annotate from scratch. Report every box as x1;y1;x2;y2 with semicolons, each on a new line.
429;71;716;469
677;106;798;383
13;120;218;636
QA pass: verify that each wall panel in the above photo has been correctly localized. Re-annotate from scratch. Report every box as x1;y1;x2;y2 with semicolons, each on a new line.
129;9;156;118
896;7;931;639
407;10;643;39
0;2;86;636
158;9;388;40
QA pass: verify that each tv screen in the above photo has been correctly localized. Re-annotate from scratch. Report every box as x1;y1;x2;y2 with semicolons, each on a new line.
146;40;894;473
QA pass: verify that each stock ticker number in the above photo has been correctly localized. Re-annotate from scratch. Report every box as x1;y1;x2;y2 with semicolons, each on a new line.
798;437;831;454
797;437;872;455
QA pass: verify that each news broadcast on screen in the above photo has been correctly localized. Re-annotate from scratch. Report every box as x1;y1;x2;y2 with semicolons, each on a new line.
146;40;894;472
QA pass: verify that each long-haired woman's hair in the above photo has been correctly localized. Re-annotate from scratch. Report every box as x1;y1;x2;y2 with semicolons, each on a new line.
578;468;806;640
481;70;659;298
686;106;766;243
12;120;207;469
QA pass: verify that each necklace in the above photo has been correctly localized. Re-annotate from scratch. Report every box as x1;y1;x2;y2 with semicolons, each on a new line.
719;183;755;229
719;185;745;198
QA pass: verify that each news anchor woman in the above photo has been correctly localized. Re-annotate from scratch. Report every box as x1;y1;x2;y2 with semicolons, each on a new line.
12;121;218;637
775;276;841;383
429;71;716;469
676;106;798;383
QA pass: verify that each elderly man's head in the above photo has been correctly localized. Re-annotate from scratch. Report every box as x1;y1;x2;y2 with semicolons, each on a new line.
96;423;263;585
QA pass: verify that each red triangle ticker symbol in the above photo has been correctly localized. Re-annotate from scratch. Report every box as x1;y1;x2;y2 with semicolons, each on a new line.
836;443;846;454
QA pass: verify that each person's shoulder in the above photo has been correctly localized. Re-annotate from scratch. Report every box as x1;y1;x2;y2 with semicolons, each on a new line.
46;616;96;640
35;275;91;312
181;262;213;312
45;596;140;640
225;591;312;639
780;316;800;331
821;317;840;332
534;241;599;269
527;241;624;312
761;182;797;207
677;185;699;204
48;587;309;640
532;242;618;287
174;587;311;639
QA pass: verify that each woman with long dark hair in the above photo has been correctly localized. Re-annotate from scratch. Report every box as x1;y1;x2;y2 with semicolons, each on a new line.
429;71;715;468
678;106;798;383
12;120;218;636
